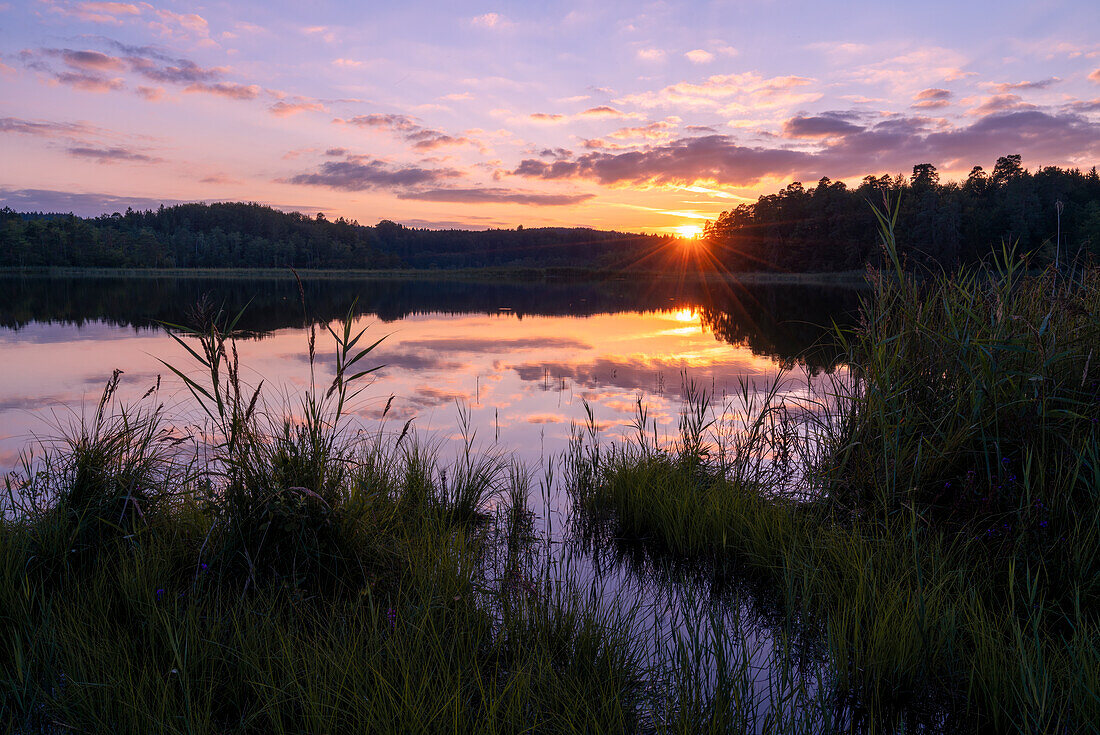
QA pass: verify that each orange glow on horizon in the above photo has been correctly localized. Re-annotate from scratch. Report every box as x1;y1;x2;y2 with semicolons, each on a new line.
674;224;704;239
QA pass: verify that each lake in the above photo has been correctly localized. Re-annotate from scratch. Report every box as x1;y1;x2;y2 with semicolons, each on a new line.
0;273;859;475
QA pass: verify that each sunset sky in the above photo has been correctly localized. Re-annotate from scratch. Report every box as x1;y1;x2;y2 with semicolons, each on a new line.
1;0;1099;233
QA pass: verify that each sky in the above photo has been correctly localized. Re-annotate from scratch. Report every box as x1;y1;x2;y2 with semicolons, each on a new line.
1;0;1099;233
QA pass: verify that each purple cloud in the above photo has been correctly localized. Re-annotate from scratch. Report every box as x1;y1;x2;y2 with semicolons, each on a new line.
66;146;160;163
513;111;1100;187
287;156;462;190
782;115;863;138
396;187;594;206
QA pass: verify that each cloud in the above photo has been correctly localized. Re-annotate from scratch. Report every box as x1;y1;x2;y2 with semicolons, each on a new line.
1090;69;1100;83
522;106;641;126
512;111;1100;188
0;116;101;139
988;77;1062;92
286;156;461;191
471;12;510;28
23;45;230;98
134;84;164;100
396;187;594;206
333;58;365;68
782;114;863;138
616;72;820;114
184;81;261;100
125;55;225;83
912;87;952;109
848;46;972;90
54;70;124;92
57;49;124;71
61;1;141;24
342;113;418;131
970;94;1037;116
1062;98;1100;113
269;100;327;116
603;120;679;142
637;48;665;61
514;135;809;187
340;113;472;150
66;145;160;163
684;49;714;64
149;9;210;39
578;105;634;119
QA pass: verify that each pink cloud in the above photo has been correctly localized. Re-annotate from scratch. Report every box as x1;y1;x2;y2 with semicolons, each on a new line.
134;84;164;101
471;12;511;29
970;94;1037;116
184;82;260;100
782;115;863;139
684;49;714;64
911;88;952;109
616;72;820;114
54;70;124;92
149;8;210;39
59;49;125;71
987;77;1061;93
65;1;141;24
578;105;633;119
269;100;327;116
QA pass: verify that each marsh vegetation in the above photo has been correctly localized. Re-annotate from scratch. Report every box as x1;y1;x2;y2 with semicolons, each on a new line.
2;211;1098;733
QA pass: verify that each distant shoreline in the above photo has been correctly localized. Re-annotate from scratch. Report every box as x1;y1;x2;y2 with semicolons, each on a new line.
0;266;869;287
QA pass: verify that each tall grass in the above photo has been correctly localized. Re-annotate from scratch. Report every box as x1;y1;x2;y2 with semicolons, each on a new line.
0;299;656;734
570;202;1100;732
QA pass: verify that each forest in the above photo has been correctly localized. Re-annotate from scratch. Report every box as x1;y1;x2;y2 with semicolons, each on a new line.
705;155;1100;271
2;155;1098;272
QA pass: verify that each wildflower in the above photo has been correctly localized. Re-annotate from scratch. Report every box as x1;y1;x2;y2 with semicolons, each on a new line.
386;607;396;629
155;588;165;601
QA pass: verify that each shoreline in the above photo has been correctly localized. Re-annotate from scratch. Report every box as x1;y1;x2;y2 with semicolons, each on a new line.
0;265;870;287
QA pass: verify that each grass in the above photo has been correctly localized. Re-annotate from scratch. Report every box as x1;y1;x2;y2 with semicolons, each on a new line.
571;201;1100;732
0;290;838;734
0;296;658;734
3;204;1098;731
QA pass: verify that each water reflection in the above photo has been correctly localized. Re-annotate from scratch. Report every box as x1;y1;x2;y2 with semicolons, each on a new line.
0;274;858;472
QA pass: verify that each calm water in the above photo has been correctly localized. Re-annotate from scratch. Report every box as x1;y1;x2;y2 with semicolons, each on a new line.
0;274;858;473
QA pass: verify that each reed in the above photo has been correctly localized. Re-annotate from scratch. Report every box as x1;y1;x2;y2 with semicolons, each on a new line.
572;201;1100;731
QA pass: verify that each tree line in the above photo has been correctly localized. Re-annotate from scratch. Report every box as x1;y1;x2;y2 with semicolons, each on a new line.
704;155;1100;271
0;202;667;270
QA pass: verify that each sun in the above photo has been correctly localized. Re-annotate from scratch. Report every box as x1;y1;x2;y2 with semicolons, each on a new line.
674;224;703;239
